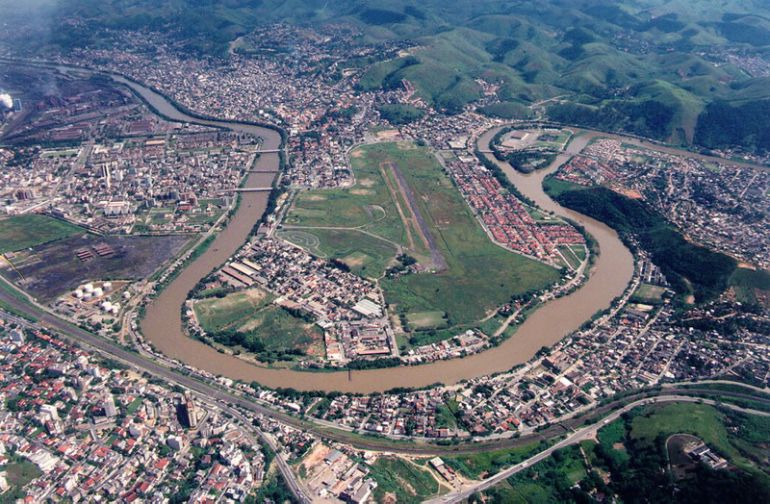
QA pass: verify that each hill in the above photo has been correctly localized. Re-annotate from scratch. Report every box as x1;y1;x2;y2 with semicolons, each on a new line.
6;0;770;150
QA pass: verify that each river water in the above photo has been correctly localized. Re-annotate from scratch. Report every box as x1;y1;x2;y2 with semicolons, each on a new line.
78;74;635;393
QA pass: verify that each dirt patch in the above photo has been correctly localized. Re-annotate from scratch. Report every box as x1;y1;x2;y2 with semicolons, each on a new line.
303;194;327;202
375;129;401;141
615;186;643;199
358;177;376;187
350;150;364;159
243;288;268;303
351;188;375;196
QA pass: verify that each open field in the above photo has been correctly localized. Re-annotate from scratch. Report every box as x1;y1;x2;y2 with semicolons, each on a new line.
193;289;322;356
444;440;548;479
378;143;559;326
1;234;191;302
277;228;397;277
0;215;84;254
369;457;442;503
194;288;272;331
631;283;667;304
0;457;42;503
730;267;770;305
406;311;448;330
284;142;559;333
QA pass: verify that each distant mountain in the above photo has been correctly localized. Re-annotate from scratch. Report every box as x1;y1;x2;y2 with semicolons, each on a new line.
6;0;770;150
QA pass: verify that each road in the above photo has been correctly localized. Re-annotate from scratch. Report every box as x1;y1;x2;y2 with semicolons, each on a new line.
428;395;770;503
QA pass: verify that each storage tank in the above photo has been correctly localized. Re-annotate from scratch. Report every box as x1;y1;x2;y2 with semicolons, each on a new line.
83;283;94;293
74;290;84;299
103;282;113;291
92;287;104;297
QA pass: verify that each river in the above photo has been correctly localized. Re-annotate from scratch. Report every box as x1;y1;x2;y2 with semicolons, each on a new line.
22;64;637;393
129;70;634;393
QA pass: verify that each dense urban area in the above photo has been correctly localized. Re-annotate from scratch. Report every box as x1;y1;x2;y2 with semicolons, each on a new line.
1;1;770;502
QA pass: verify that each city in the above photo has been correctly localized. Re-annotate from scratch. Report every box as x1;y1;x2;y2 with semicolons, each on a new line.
1;1;770;503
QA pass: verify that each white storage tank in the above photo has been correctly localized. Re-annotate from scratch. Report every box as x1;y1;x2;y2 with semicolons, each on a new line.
92;287;104;297
103;281;112;291
74;290;84;299
83;283;94;293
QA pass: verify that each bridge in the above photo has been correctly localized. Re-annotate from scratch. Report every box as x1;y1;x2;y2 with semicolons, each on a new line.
218;187;273;194
247;169;280;173
256;149;286;154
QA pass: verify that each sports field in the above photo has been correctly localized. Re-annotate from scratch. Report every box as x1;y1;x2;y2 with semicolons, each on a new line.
282;141;559;331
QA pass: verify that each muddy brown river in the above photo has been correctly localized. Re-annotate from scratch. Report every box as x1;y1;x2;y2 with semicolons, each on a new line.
99;76;635;393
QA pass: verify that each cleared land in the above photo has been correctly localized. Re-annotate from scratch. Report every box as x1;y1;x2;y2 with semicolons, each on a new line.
1;234;191;302
283;142;559;334
193;289;322;356
369;457;442;503
0;215;83;254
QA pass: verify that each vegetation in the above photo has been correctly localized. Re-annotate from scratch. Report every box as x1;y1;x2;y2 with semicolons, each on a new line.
545;183;736;302
695;99;770;153
0;456;43;503
285;142;558;335
247;471;297;504
193;289;322;360
27;1;770;142
547;100;676;141
377;103;425;124
369;456;441;502
0;215;84;254
443;440;548;479
729;267;770;305
483;402;770;503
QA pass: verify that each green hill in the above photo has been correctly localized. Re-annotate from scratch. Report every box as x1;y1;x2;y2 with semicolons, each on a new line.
10;0;770;148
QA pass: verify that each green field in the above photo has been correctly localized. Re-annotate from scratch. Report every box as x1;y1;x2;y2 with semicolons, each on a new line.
0;215;83;254
484;402;770;502
631;283;667;304
283;142;559;334
369;457;442;502
277;228;397;277
0;456;42;503
443;440;548;479
193;289;322;357
729;267;770;305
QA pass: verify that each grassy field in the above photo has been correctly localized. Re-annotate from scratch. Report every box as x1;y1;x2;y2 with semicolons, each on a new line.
193;289;322;354
0;456;42;503
285;142;559;334
629;403;736;455
277;228;397;277
369;456;442;503
631;283;667;304
194;289;273;331
443;440;548;479
0;215;83;254
378;143;559;326
730;267;770;305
